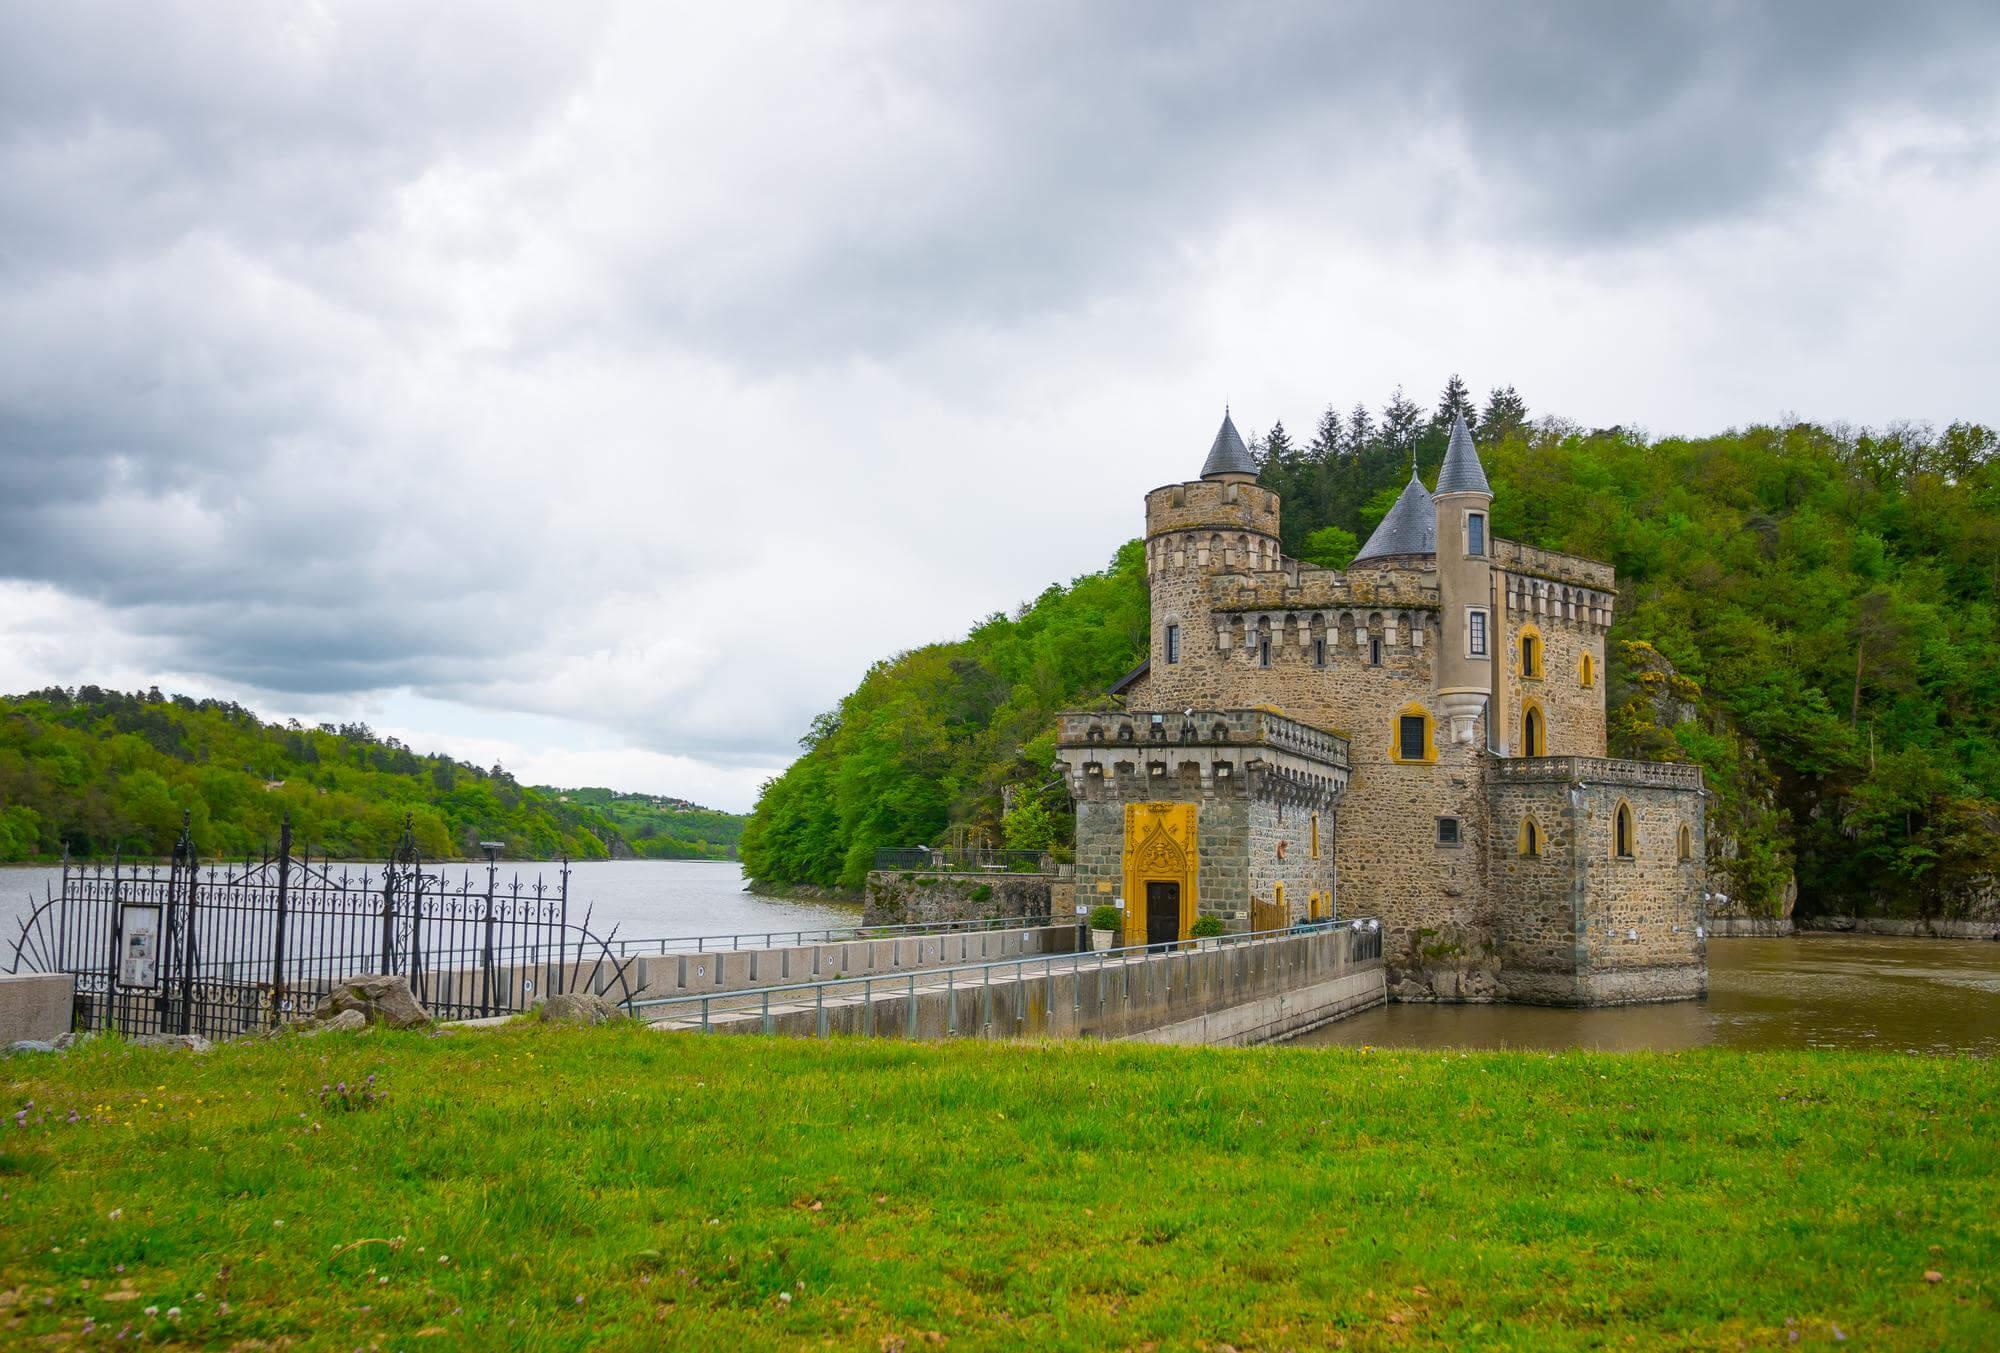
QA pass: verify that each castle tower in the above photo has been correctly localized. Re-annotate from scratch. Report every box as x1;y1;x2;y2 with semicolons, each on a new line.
1143;410;1282;708
1432;414;1495;745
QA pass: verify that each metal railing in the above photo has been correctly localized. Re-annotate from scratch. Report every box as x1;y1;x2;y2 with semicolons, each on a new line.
871;847;1054;873
629;916;1383;1037
603;911;1061;958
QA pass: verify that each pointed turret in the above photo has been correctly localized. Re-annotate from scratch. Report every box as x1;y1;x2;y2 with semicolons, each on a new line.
1200;408;1257;480
1432;412;1495;746
1350;471;1436;567
1435;414;1491;496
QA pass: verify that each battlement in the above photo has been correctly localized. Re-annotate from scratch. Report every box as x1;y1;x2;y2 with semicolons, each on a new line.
1492;756;1704;792
1055;707;1349;806
1492;538;1616;589
1145;481;1284;576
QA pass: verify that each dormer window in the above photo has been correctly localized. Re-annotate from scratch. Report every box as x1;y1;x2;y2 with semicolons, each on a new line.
1466;512;1486;557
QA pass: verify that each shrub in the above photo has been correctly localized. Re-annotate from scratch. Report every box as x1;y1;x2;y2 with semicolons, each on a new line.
968;884;992;903
1088;905;1120;932
1190;915;1225;938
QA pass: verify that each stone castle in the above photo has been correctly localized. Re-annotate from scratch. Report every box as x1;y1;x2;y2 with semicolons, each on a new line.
1055;411;1709;1005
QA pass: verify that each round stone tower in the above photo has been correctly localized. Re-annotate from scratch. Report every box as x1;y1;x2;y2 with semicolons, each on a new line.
1431;414;1495;745
1143;410;1282;707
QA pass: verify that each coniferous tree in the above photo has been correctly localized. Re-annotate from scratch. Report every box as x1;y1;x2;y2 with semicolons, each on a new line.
1262;419;1296;469
1309;405;1344;463
1434;373;1477;431
1381;386;1423;454
1481;385;1530;443
1347;403;1375;452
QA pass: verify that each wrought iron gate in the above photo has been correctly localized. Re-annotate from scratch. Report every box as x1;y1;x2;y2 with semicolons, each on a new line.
5;812;634;1039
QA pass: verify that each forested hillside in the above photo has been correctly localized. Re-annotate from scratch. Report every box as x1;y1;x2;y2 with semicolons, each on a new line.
743;381;2000;919
0;687;745;862
551;787;744;861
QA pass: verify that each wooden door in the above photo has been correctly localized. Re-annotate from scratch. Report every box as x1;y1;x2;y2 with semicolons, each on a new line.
1145;881;1181;947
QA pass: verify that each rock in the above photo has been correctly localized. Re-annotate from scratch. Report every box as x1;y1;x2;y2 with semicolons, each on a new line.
1425;967;1462;1001
304;1009;368;1036
7;1039;57;1054
537;991;624;1026
1462;968;1499;1001
314;974;430;1029
133;1034;211;1053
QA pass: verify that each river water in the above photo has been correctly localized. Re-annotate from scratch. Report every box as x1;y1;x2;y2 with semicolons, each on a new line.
5;861;1992;1054
1291;935;2000;1056
0;860;861;956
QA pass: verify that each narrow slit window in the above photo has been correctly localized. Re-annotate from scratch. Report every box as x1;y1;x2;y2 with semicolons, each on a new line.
1165;623;1180;664
1467;512;1486;557
1615;803;1636;859
1259;634;1272;667
1521;818;1541;857
1370;636;1383;666
1314;636;1327;667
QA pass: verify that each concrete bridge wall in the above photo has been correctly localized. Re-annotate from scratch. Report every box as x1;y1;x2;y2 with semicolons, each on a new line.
676;925;1383;1046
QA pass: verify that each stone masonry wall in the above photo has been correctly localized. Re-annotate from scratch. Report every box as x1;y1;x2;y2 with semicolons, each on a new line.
1576;781;1707;1003
863;871;1056;928
1498;609;1606;759
1247;798;1341;925
1487;778;1585;1003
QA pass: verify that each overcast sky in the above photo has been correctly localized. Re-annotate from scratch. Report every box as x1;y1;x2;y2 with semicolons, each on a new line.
3;3;1998;812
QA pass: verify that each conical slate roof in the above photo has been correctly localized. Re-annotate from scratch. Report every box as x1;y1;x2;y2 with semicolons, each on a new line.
1434;413;1492;496
1200;409;1257;478
1352;471;1436;565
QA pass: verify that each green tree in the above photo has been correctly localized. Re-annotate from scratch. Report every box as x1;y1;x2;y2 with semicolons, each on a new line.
1299;525;1360;569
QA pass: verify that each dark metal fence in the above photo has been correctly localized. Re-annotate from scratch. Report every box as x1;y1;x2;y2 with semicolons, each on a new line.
4;812;633;1040
871;847;1053;873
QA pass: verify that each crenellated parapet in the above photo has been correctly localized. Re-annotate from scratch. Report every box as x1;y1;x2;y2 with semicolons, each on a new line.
1055;707;1350;808
1493;538;1617;633
1493;756;1704;792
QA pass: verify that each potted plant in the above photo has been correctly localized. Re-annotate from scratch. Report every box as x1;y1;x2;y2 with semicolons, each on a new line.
1189;914;1225;946
1088;904;1121;952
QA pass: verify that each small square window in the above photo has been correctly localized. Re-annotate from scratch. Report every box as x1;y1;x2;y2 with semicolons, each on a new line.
1437;817;1461;847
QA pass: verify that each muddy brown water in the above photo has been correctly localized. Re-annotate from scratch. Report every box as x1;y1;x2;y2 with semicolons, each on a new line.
1288;937;2000;1056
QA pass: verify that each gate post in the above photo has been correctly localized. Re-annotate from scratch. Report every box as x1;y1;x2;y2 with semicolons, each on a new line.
557;856;571;997
269;815;292;1029
173;812;199;1036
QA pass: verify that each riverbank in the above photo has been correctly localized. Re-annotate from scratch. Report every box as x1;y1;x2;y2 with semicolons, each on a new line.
744;878;864;906
1710;915;2000;940
3;1030;1994;1349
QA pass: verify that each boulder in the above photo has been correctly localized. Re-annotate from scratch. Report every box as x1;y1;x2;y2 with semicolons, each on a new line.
7;1039;57;1054
537;991;625;1026
314;974;430;1029
133;1033;212;1053
304;1009;369;1036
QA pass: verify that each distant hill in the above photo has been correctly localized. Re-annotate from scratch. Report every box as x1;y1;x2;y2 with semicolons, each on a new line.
0;686;745;863
535;786;744;861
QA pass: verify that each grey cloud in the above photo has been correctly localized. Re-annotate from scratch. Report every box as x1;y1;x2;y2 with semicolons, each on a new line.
2;2;1998;771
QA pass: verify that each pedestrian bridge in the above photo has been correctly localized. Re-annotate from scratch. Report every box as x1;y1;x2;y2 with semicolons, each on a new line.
622;918;1386;1047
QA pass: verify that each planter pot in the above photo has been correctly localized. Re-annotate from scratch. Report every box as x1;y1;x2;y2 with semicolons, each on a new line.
1091;928;1117;953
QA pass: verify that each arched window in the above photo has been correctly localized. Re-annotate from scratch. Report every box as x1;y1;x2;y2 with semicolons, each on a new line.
1614;801;1636;859
1520;624;1544;680
1309;813;1320;859
1519;817;1542;857
1678;823;1693;862
1391;702;1437;765
1522;699;1547;757
1580;652;1595;687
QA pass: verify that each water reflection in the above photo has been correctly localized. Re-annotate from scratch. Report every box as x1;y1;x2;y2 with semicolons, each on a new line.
1290;937;2000;1056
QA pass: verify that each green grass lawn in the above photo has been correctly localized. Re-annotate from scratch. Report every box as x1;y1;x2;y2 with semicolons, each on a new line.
2;1027;1994;1350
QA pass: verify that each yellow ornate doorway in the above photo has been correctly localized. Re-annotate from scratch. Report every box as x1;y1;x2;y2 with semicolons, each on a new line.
1122;802;1198;946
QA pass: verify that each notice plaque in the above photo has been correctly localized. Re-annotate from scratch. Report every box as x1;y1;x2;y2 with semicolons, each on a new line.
117;904;163;990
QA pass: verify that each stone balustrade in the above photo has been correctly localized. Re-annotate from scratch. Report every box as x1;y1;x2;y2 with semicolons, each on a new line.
1492;755;1704;792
